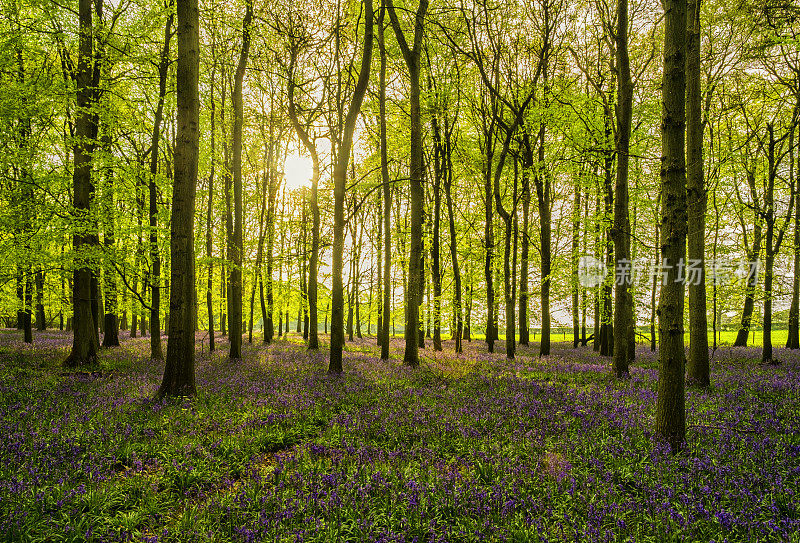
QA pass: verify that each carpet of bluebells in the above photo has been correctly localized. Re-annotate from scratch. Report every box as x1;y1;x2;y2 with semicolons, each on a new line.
1;329;799;542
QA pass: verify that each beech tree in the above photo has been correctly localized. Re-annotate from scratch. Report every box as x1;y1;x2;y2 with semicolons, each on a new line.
158;0;200;397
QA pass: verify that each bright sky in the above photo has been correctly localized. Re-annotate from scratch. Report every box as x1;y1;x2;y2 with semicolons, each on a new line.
283;149;314;190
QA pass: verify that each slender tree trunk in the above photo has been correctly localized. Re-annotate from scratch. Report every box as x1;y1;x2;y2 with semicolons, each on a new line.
613;0;634;377
600;125;614;357
249;171;267;344
329;0;373;373
520;146;530;346
571;171;580;348
762;124;794;365
655;0;688;452
35;271;46;331
102;134;119;347
734;178;762;347
264;133;279;343
788;123;800;348
206;57;216;352
159;0;200;397
379;9;392;359
430;110;443;352
484;144;495;353
536;129;552;357
65;0;99;368
445;162;462;354
387;0;427;367
685;0;708;385
146;10;173;360
228;0;252;360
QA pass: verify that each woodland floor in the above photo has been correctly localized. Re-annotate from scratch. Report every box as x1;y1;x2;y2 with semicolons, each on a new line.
0;329;799;542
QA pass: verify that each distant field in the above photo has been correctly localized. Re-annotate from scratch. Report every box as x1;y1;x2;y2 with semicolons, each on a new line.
427;328;790;348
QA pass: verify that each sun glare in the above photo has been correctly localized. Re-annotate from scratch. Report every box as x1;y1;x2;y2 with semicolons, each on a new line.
283;149;314;190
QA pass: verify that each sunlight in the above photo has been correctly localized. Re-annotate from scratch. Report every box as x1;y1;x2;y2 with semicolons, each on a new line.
283;149;314;190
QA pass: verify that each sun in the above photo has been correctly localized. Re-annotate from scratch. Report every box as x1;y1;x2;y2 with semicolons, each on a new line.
283;148;314;190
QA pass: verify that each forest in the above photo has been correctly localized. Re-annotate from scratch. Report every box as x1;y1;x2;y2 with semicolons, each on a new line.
1;0;799;540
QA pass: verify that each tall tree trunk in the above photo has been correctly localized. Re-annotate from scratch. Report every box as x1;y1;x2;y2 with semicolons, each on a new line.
329;0;373;373
146;10;174;360
685;0;708;385
445;152;462;354
102;132;119;347
228;0;252;360
520;145;531;346
655;0;688;452
430;104;443;352
249;171;267;344
484;138;495;353
613;0;634;377
536;128;552;357
264;127;279;343
65;0;99;368
762;124;794;365
651;218;659;352
35;271;46;331
159;0;200;397
600;123;614;357
206;55;217;352
379;6;392;359
734;169;762;347
387;0;427;367
788;122;800;349
571;170;580;348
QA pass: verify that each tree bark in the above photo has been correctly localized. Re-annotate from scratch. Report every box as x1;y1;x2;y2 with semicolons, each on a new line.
685;0;709;385
655;0;688;452
158;0;199;397
64;0;99;368
613;0;634;378
788;123;800;349
228;0;252;360
146;10;174;360
379;5;392;359
206;52;217;352
520;143;531;346
329;0;373;373
734;169;762;347
387;0;427;367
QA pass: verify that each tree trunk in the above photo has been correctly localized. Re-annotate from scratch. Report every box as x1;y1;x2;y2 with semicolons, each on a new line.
35;271;46;331
571;171;580;348
788;128;800;349
786;112;800;349
379;7;392;359
430;104;443;352
734;173;762;347
685;0;708;385
159;0;200;397
445;158;462;354
228;0;252;360
102;135;119;348
520;146;531;346
64;0;99;368
146;11;174;360
613;0;634;378
329;0;373;373
206;55;217;352
536;128;552;357
387;0;427;367
655;0;688;452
